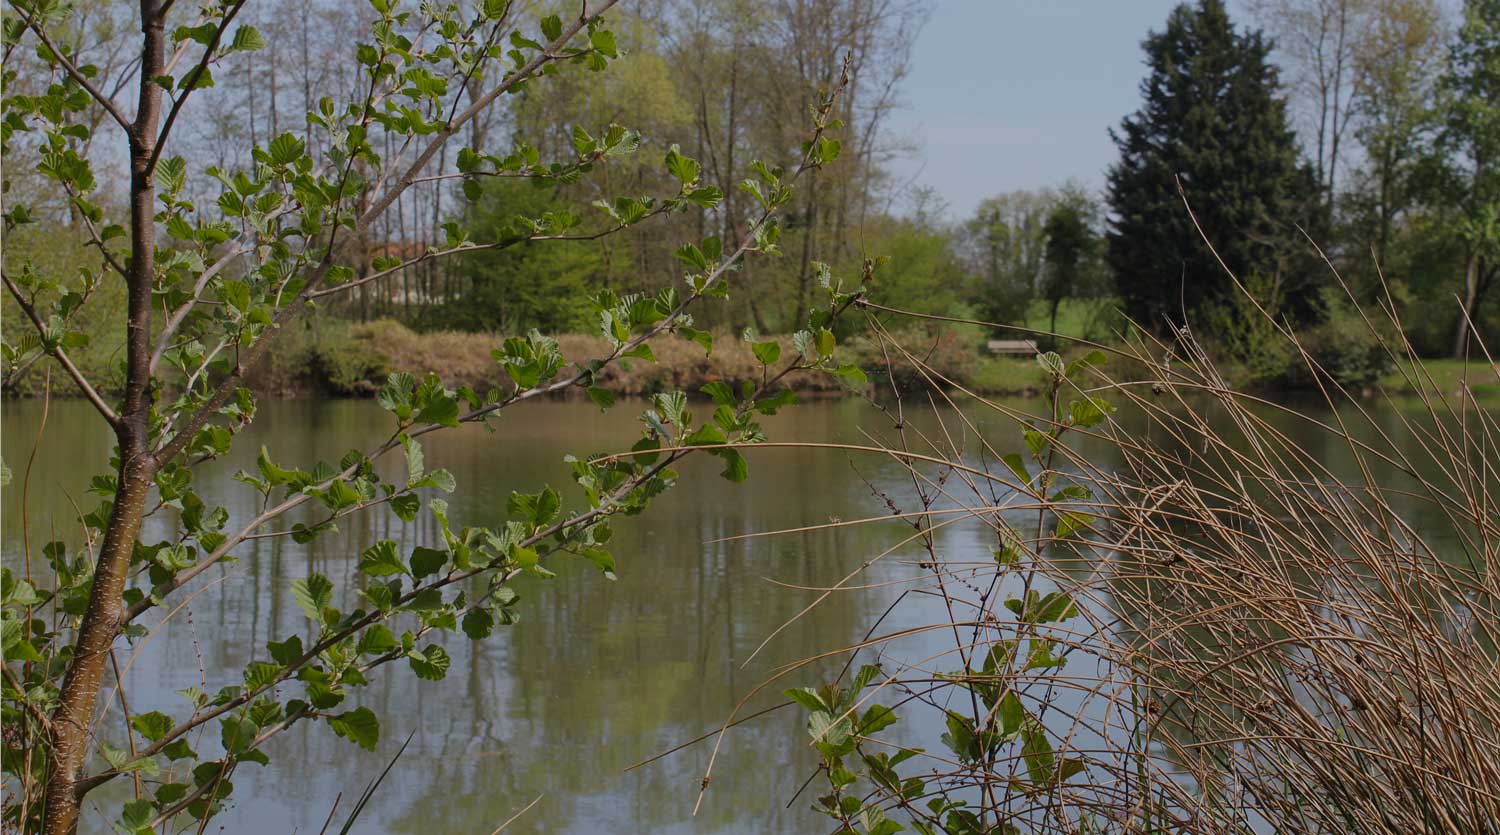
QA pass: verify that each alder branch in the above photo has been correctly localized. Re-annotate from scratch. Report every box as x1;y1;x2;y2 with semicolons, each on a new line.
357;0;621;227
8;3;133;133
95;327;838;808
147;0;248;174
305;204;671;301
143;66;848;612
1;271;119;426
151;4;622;466
149;243;255;374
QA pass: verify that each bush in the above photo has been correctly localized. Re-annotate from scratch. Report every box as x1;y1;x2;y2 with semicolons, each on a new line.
1293;297;1398;390
1199;280;1394;392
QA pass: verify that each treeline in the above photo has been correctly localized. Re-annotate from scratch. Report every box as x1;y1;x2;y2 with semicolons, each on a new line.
356;0;1500;383
3;0;1496;396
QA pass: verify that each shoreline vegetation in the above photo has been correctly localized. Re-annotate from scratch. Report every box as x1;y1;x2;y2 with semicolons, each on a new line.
5;315;1495;402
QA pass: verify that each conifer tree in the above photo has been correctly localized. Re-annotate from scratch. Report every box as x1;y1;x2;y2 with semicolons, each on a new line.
1107;0;1320;330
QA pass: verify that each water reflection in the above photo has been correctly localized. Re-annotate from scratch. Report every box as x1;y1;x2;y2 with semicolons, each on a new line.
3;398;924;834
4;394;1488;833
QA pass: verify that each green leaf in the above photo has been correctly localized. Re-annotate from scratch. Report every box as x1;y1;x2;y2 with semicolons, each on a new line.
999;690;1025;736
1065;349;1108;376
267;636;303;665
679;326;713;355
1023;430;1050;455
131;711;174;742
1055;511;1089;540
356;624;398;655
785;687;828;713
715;448;748;483
815;328;835;358
462;608;495;640
228;24;267;53
539;13;562;40
664;144;699;184
391;493;420;522
409;644;451;681
119;799;153;833
265;134;304;167
1020;720;1055;784
586;386;615;411
409;547;448;580
701;381;736;406
858;704;898;736
359;540;407;577
291;573;333;623
832;363;867;388
329;707;380;751
1068;396;1114;429
673;242;708;271
220;715;259;754
401;434;424;484
751;340;781;366
1032;591;1077;624
1002;453;1030;486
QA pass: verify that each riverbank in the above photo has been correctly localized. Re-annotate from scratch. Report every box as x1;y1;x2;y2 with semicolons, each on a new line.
9;316;1493;403
249;319;1055;399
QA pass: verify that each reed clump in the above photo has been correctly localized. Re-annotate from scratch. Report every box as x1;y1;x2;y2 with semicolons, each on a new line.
720;295;1500;835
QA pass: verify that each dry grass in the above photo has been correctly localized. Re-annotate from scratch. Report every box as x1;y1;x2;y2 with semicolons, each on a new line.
248;318;1052;399
710;291;1500;833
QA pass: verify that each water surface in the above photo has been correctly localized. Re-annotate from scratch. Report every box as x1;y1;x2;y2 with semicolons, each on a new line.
0;394;1476;833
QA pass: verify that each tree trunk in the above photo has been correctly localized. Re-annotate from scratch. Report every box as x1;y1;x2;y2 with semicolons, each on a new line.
43;5;165;833
1453;251;1481;360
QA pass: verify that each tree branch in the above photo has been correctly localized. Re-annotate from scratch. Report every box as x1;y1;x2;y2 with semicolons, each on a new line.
357;0;621;228
9;2;133;134
146;0;248;174
1;271;119;426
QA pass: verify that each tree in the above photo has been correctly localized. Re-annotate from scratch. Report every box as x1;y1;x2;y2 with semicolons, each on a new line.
1106;0;1320;331
859;209;967;319
0;3;859;833
962;189;1054;328
1429;0;1500;357
423;179;606;333
1040;186;1105;345
1345;0;1446;287
1249;0;1373;201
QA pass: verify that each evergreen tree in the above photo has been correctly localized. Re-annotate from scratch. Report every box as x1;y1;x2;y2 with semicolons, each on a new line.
1107;0;1320;330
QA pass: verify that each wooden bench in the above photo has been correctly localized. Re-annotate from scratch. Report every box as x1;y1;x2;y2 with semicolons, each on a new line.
986;339;1039;356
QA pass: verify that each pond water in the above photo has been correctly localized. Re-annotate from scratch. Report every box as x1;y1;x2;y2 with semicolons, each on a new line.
0;394;1476;833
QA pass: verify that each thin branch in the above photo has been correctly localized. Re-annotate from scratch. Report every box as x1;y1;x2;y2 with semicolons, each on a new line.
147;0;249;174
305;206;669;301
357;0;621;227
9;2;133;133
149;243;253;373
1;271;119;425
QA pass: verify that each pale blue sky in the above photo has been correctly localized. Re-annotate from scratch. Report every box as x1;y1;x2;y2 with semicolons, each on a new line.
887;1;1219;218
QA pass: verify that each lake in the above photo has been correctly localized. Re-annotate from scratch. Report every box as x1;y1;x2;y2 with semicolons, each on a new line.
0;394;1476;833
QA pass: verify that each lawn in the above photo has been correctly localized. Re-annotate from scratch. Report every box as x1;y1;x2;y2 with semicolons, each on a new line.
1378;357;1500;400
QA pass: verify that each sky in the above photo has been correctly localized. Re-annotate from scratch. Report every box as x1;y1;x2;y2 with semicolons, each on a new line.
886;0;1210;219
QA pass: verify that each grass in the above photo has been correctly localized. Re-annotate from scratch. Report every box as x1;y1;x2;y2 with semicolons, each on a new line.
1378;356;1500;400
1020;296;1124;342
968;355;1050;395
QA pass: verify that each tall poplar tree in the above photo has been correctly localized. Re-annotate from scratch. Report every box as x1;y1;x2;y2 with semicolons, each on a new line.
1107;0;1320;330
